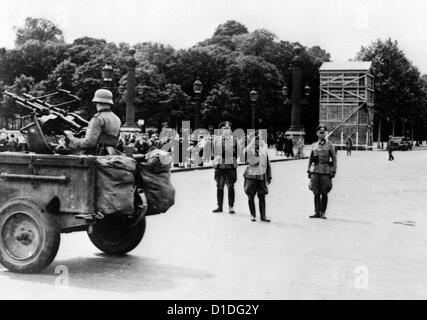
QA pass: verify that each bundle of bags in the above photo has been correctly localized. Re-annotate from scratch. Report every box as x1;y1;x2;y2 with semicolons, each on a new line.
96;155;137;215
136;149;175;216
95;150;175;216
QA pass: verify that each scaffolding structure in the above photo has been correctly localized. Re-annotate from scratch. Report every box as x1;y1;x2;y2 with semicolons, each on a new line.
319;62;374;149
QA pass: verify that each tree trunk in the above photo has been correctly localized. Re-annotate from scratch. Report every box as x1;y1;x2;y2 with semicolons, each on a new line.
392;120;396;136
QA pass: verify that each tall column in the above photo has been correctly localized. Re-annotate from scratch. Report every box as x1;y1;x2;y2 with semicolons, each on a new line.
285;45;305;142
251;102;256;129
289;51;302;132
123;49;138;130
194;94;201;130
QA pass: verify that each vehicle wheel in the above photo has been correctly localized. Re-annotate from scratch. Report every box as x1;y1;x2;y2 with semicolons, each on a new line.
88;216;146;255
0;201;60;273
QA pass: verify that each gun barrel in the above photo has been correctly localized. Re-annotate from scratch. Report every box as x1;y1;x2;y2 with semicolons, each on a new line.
22;92;89;127
4;91;83;133
5;91;47;114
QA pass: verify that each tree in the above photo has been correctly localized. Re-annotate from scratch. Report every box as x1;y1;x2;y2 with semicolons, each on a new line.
19;39;67;82
0;48;25;84
67;37;108;65
306;46;331;63
198;20;249;50
355;38;426;140
213;20;248;37
170;45;232;97
233;29;277;57
203;84;240;127
0;18;68;83
134;42;177;76
15;17;64;46
223;55;283;128
0;17;334;135
158;84;191;128
1;75;38;124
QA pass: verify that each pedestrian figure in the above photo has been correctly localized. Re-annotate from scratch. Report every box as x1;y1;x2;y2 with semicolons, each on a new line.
17;133;27;151
346;135;353;156
212;121;239;214
276;133;285;156
307;126;337;219
295;136;304;158
0;135;8;152
244;132;272;222
7;134;17;152
284;135;294;157
387;136;394;161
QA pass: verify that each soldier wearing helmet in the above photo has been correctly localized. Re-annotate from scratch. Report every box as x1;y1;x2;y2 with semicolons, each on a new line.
64;89;121;155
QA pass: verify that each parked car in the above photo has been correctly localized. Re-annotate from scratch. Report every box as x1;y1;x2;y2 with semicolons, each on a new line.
389;136;412;151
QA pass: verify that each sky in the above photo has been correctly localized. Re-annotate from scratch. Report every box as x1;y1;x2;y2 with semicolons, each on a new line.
1;0;427;73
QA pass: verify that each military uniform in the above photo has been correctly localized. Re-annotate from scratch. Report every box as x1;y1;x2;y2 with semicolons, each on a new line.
212;121;239;213
68;108;121;155
243;137;272;222
307;127;337;219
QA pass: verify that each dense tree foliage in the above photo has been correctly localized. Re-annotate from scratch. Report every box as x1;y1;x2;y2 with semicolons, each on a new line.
355;38;427;140
2;18;426;141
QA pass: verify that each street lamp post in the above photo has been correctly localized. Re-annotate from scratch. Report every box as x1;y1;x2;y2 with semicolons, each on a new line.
193;78;202;130
122;49;139;131
285;45;310;139
102;61;114;90
250;89;259;129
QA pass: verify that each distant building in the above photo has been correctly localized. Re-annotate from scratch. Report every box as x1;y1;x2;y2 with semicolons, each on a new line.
319;61;374;150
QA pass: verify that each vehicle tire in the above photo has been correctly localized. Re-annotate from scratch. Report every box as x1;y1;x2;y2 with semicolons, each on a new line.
88;216;146;255
0;200;60;273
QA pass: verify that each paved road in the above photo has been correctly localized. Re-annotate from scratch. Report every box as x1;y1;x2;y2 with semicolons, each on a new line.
1;150;427;299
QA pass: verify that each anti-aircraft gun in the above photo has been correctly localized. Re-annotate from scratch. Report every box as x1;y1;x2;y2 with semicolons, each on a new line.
4;88;89;154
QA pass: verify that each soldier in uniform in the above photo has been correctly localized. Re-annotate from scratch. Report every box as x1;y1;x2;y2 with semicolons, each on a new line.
212;121;239;214
243;131;272;222
307;126;337;219
64;89;121;155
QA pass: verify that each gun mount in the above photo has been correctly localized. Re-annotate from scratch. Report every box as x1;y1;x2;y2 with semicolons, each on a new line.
4;90;89;154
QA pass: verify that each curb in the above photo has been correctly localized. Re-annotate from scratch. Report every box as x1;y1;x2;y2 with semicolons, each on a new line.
171;156;308;173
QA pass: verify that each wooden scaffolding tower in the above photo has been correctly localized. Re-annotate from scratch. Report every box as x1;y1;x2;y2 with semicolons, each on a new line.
319;62;374;149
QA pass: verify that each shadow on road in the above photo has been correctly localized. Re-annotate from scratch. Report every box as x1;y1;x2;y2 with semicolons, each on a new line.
1;254;213;294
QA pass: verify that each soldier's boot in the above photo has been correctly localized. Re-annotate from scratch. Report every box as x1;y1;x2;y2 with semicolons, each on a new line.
249;196;256;222
320;194;328;219
228;184;235;214
259;195;270;222
310;194;321;218
213;189;224;213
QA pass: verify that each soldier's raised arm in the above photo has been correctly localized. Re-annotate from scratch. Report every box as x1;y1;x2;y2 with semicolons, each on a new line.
307;149;314;173
329;143;337;176
67;116;102;150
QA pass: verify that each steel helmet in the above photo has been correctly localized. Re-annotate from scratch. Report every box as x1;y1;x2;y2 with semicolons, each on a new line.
92;89;114;105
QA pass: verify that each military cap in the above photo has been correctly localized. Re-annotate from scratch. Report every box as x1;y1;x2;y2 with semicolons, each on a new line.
218;121;232;129
316;125;327;132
